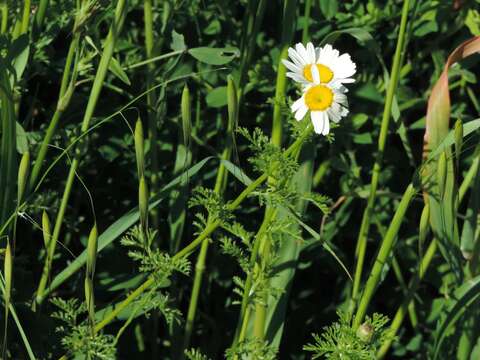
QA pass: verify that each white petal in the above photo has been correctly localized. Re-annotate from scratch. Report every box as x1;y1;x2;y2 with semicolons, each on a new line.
282;59;302;73
322;114;330;135
306;42;316;63
286;72;306;82
291;96;305;112
332;53;357;79
288;48;306;66
295;43;309;64
294;104;308;121
327;105;341;123
311;111;324;134
311;63;320;84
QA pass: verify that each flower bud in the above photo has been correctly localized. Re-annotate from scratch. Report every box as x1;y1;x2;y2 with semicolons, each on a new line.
181;84;191;147
86;224;98;277
227;75;238;132
356;323;374;343
42;210;51;249
437;151;447;198
17;151;30;204
134;117;145;179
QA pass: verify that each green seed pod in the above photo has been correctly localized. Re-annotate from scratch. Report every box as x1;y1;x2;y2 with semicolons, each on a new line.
419;204;430;246
181;84;191;147
356;323;374;343
139;176;149;234
4;241;12;313
437;151;447;198
86;224;98;277
17;151;30;204
227;75;238;132
57;82;75;112
134;117;145;179
42;210;51;249
84;277;95;323
161;0;171;34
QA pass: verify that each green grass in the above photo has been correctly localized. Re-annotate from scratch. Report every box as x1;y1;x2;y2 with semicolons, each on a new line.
2;1;480;359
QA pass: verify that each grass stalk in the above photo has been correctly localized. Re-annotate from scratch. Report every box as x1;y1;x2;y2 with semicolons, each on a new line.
351;0;412;306
353;182;417;328
33;0;49;32
29;34;80;189
34;0;127;305
0;1;7;34
21;0;31;34
143;0;160;236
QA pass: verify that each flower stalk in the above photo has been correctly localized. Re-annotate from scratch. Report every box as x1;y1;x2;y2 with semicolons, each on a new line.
351;0;412;307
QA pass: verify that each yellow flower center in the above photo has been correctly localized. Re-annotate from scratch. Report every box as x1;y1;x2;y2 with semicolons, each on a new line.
305;85;334;111
303;63;334;83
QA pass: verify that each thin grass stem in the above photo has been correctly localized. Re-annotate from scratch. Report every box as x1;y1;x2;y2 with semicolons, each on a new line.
351;0;412;307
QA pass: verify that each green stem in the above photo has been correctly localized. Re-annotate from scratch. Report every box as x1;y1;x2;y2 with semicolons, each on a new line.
232;207;276;350
301;0;312;43
0;1;7;34
351;0;412;307
35;0;127;305
144;0;160;234
21;0;30;34
353;183;417;328
91;126;312;336
29;34;80;189
33;0;49;32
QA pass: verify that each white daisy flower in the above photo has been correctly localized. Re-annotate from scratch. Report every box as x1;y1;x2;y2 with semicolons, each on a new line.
290;65;349;135
282;42;356;88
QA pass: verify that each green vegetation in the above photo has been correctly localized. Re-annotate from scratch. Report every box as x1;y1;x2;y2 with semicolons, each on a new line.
1;0;480;359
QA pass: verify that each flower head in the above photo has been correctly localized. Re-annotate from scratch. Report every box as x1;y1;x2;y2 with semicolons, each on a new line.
283;43;356;88
291;64;349;135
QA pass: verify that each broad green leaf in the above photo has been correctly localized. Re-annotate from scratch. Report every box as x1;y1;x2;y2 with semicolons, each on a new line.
16;121;28;154
188;46;240;65
318;0;338;20
206;86;228;108
8;35;30;82
171;30;186;52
